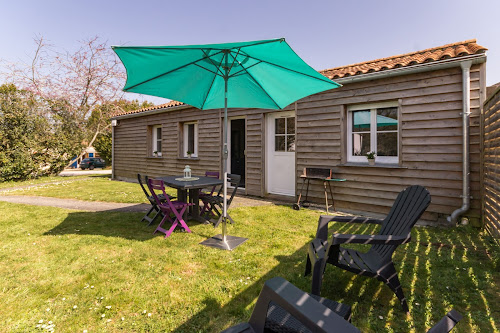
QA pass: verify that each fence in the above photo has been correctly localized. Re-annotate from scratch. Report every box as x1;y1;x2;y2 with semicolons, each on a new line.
483;86;500;238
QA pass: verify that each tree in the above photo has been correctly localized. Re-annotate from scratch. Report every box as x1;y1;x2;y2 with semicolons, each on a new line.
3;36;127;166
0;84;79;181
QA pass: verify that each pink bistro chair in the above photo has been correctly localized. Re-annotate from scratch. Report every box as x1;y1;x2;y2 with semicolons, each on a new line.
148;178;194;238
199;171;220;216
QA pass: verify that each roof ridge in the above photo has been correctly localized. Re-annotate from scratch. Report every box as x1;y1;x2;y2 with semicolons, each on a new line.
320;39;479;73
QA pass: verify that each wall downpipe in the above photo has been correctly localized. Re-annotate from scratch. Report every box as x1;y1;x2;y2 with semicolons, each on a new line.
448;60;472;224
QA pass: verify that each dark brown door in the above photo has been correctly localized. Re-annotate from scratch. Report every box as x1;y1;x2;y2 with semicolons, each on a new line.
230;119;245;187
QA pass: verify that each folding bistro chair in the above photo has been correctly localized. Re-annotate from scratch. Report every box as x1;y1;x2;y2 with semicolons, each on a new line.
199;171;220;216
148;178;193;238
305;185;431;312
200;173;241;227
137;174;175;225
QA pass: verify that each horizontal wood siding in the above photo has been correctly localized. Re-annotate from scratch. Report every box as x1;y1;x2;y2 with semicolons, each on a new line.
295;65;484;224
114;107;222;181
483;86;500;238
113;63;484;225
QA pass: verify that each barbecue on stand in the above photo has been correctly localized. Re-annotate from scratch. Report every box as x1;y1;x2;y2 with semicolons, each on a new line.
293;168;346;213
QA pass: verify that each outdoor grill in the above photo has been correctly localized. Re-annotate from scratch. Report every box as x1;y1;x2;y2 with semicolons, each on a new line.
293;167;346;213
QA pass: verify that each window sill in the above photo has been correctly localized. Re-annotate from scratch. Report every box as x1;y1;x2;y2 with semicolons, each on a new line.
177;157;200;161
147;156;164;159
340;162;407;169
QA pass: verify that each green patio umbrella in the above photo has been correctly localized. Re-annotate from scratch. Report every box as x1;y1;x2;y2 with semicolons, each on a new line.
113;38;341;250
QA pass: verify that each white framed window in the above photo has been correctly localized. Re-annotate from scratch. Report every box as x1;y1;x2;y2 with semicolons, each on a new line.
347;101;399;164
274;116;295;152
152;125;162;156
183;122;198;157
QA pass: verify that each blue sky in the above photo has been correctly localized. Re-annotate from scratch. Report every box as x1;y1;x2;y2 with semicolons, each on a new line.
1;0;498;104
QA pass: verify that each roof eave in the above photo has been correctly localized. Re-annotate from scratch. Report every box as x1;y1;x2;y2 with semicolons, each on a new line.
111;103;191;120
334;53;487;85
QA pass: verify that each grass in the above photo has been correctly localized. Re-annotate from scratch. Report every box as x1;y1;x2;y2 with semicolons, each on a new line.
2;175;175;203
0;199;498;332
0;175;88;190
0;176;499;332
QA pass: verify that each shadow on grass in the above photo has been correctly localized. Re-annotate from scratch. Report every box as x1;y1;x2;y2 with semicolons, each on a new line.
173;223;500;333
44;209;207;241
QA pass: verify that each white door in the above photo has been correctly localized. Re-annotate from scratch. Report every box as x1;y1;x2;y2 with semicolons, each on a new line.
266;111;296;196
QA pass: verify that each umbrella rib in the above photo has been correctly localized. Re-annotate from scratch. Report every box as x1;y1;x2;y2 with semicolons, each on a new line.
199;52;227;110
227;51;281;109
234;51;338;85
124;50;225;91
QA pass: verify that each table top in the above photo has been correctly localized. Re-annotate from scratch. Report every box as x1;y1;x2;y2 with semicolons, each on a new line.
159;175;223;190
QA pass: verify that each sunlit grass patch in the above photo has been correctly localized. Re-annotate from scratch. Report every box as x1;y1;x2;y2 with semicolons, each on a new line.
0;193;498;331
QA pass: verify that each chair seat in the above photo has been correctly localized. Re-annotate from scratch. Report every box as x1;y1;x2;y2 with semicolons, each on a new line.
158;200;191;210
148;193;175;204
336;248;382;278
201;195;223;204
265;294;351;333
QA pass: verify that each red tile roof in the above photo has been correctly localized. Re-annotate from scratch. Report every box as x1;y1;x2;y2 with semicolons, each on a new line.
115;39;487;117
320;39;487;80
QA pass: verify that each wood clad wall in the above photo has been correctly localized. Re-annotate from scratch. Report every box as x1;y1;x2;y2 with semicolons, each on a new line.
114;107;222;181
113;63;485;225
483;87;500;238
295;64;485;223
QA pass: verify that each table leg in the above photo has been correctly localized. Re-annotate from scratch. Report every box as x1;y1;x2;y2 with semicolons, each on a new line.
189;189;210;224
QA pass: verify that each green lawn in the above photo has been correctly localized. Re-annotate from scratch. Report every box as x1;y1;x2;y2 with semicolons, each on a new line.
0;177;499;332
0;175;88;190
2;175;175;203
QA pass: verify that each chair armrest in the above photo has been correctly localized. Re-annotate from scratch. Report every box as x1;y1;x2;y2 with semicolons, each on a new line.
330;233;411;246
246;277;360;333
427;309;463;333
316;215;383;241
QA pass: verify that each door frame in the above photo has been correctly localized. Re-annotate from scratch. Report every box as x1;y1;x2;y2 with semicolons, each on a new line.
227;116;247;190
265;110;296;196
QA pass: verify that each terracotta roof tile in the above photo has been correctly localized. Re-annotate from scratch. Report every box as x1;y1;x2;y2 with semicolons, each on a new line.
321;39;487;80
113;100;185;117
117;39;487;117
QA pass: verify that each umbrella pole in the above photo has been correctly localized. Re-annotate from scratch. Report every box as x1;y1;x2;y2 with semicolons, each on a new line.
222;71;228;244
199;51;248;250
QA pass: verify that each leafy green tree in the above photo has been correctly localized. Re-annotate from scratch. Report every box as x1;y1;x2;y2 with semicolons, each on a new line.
0;84;82;181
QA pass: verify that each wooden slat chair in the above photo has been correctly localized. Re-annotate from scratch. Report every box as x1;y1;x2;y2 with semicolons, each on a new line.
222;277;461;333
200;173;241;227
305;185;431;313
137;174;175;225
148;178;193;238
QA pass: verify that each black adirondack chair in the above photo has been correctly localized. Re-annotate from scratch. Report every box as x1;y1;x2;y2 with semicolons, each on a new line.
137;174;174;225
200;173;241;227
305;185;431;313
222;277;461;333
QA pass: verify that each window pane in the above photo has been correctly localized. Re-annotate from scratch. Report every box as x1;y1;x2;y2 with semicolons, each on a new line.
352;110;371;132
287;135;295;152
275;136;285;151
377;107;398;131
157;141;162;153
352;133;370;156
156;127;162;140
275;118;285;134
377;132;398;156
188;124;195;153
287;117;295;134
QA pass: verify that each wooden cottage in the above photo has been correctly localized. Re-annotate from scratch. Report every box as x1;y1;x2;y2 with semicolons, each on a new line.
111;39;487;225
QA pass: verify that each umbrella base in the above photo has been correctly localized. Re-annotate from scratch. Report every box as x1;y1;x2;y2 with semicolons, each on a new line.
200;234;248;250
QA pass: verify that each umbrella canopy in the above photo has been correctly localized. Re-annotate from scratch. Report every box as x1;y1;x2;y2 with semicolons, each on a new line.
112;38;340;110
113;38;341;249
